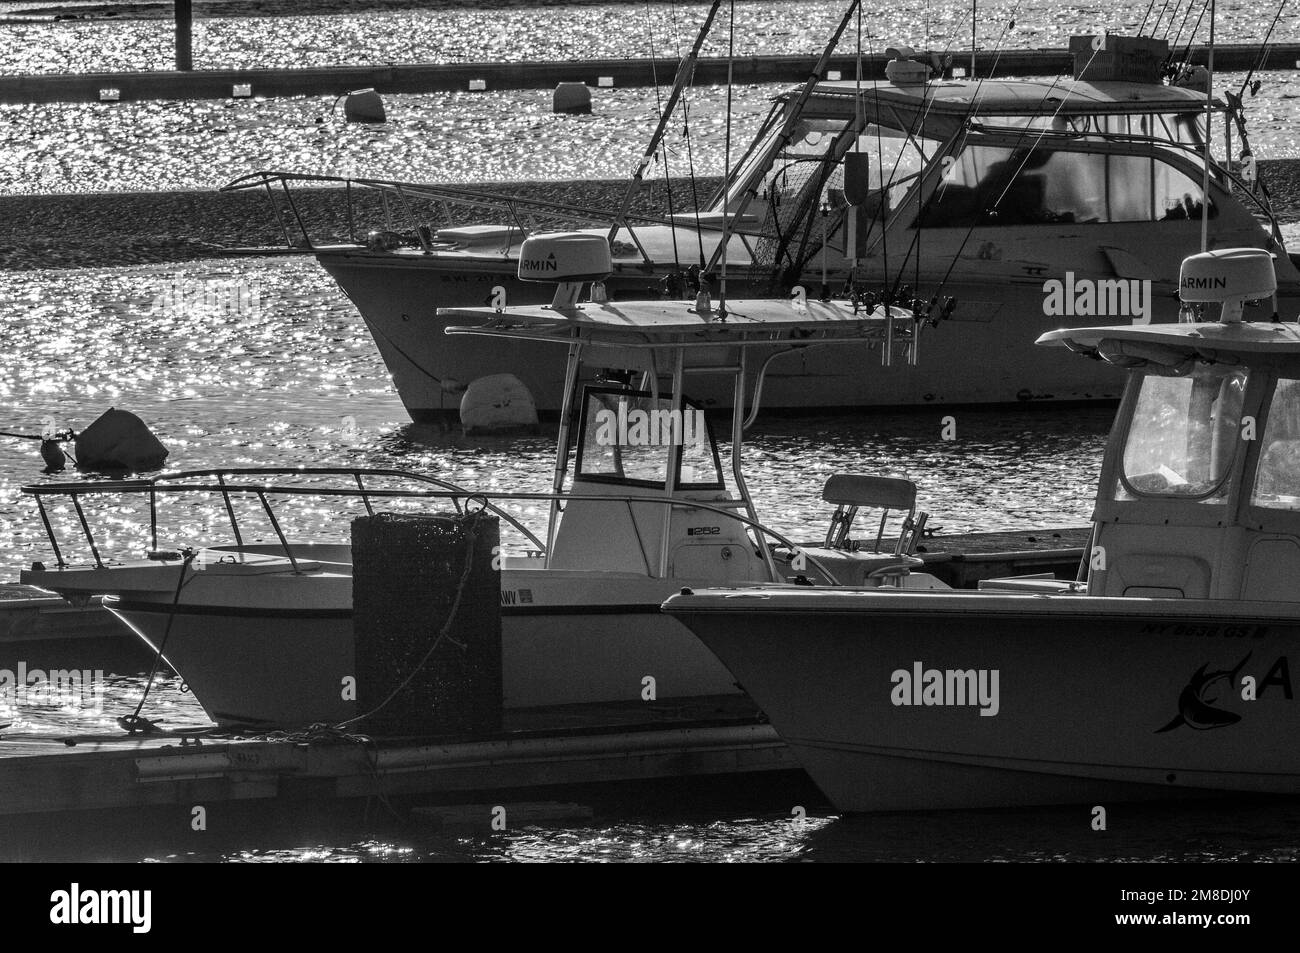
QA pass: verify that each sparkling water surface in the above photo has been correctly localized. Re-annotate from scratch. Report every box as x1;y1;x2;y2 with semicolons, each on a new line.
0;1;1291;74
1;0;1298;194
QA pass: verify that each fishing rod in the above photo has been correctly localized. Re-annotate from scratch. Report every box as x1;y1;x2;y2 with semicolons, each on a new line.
718;0;736;313
1238;0;1287;98
840;2;1023;310
605;0;724;245
1221;0;1288;239
1200;0;1214;252
702;0;864;277
642;0;681;273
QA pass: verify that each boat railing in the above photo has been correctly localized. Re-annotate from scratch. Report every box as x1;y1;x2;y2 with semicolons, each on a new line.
221;171;744;267
21;467;838;585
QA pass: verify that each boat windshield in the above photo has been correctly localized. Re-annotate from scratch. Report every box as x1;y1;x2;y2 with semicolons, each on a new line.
1251;377;1300;511
716;118;939;222
1118;365;1247;501
918;143;1213;228
574;387;724;490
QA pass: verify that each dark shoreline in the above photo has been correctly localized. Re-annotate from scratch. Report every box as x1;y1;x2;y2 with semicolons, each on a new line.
0;176;725;270
1;160;1297;271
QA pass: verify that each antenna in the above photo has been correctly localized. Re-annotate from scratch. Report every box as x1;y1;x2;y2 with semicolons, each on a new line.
719;0;736;314
605;0;724;247
1200;0;1215;252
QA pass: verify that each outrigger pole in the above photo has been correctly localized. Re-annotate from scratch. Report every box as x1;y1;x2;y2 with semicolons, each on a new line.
606;0;725;245
1200;0;1215;252
702;0;864;278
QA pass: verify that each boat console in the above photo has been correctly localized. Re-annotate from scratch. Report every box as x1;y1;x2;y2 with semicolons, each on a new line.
1040;247;1300;601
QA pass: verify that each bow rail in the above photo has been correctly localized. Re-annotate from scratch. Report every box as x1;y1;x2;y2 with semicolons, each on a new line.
221;171;739;264
22;466;836;585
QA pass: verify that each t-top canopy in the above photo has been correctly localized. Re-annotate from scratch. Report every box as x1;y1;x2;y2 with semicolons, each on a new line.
1037;321;1300;369
441;299;916;352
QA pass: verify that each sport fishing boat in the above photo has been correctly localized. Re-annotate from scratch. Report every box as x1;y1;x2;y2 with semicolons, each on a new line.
664;246;1300;812
227;22;1298;422
19;233;949;729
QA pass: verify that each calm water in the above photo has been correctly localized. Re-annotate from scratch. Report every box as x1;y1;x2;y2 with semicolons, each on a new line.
0;1;1293;73
3;70;1298;197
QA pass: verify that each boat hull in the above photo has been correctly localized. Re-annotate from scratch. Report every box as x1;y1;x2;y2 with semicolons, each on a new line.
109;587;738;728
320;251;1157;420
665;590;1300;811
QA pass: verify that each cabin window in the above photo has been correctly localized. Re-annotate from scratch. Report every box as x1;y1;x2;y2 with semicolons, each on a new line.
1118;366;1247;501
918;145;1213;227
720;118;940;225
1251;378;1300;510
979;112;1207;150
720;118;850;215
575;388;724;490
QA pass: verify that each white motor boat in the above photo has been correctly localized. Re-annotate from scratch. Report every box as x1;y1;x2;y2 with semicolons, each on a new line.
229;25;1300;422
21;233;948;729
664;246;1300;811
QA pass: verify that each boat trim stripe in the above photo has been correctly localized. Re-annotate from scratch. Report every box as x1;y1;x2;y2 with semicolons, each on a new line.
110;601;665;618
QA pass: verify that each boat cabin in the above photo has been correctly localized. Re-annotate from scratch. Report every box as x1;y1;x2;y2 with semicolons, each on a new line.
1040;247;1300;601
705;59;1295;295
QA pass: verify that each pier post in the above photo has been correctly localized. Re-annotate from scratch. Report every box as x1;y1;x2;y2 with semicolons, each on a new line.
175;0;193;72
352;511;502;736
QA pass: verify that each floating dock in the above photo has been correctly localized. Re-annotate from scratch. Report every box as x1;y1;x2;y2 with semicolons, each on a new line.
0;694;793;819
917;526;1089;588
0;44;1295;104
0;583;124;648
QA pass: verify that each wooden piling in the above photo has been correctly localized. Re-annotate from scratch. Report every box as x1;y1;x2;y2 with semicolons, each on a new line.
175;0;193;72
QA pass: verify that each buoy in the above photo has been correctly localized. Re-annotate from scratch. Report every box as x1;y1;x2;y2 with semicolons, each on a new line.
553;82;592;115
459;374;539;435
343;87;386;123
74;408;168;473
39;439;66;473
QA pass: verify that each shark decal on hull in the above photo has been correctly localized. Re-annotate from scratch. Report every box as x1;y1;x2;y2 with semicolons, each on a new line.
1156;653;1253;733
